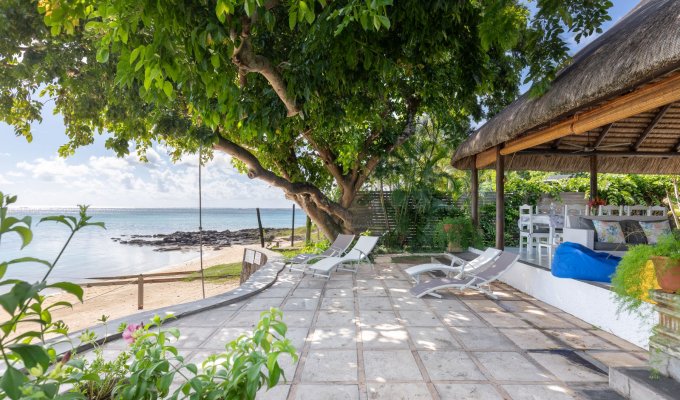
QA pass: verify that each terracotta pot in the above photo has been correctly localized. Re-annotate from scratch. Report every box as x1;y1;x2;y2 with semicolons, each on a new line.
651;256;680;293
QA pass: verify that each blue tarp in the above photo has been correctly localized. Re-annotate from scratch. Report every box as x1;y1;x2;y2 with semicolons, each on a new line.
551;242;621;283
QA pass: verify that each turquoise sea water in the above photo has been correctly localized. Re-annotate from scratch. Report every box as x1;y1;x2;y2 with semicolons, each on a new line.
2;208;305;285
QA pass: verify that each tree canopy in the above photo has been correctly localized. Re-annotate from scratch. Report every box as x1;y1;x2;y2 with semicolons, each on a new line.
1;0;612;238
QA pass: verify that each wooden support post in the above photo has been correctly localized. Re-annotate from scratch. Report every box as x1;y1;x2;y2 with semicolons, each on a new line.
495;148;505;250
590;155;598;201
137;275;144;310
256;208;265;248
291;204;296;247
305;216;312;244
471;163;479;227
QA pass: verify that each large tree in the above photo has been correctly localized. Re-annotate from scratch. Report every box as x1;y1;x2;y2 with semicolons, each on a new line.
1;0;611;238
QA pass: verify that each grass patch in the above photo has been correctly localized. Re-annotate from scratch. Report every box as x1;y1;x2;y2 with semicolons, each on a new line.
185;262;242;283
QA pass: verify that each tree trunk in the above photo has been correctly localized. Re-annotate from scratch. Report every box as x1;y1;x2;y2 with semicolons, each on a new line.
293;194;354;241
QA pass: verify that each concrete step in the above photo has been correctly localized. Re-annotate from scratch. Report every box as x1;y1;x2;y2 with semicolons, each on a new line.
609;367;680;400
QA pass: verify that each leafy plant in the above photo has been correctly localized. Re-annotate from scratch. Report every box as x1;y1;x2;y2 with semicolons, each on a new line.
434;216;483;251
611;233;680;315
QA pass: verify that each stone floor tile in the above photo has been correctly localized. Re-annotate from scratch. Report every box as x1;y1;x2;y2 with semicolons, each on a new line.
478;312;532;328
499;328;561;350
358;310;400;326
391;296;428;311
474;352;552;382
553;312;594;329
361;326;410;349
290;288;322;298
356;287;388;297
258;287;294;298
502;384;578;400
320;297;355;311
407;327;460;350
294;384;360;400
283;297;320;311
316;310;356;326
589;329;645;351
281;311;316;328
529;300;563;313
462;299;506;313
301;350;358;382
363;350;423;381
257;384;290;400
384;280;413;289
515;311;577;329
201;326;252;349
244;297;285;311
356;279;385;289
528;352;607;382
435;310;487;327
309;327;357;350
326;279;356;289
451;327;518;351
167;310;234;327
435;383;503;400
423;298;470;312
168;327;218;348
399;310;443;327
386;287;411;297
418;350;486;381
296;279;327;289
284;327;310;350
326;288;355;298
366;383;433;400
585;350;648;368
497;300;543;313
227;310;267;327
358;296;393;311
545;329;618;350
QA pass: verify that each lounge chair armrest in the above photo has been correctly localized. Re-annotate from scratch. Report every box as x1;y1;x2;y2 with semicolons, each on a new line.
354;249;369;259
563;228;594;249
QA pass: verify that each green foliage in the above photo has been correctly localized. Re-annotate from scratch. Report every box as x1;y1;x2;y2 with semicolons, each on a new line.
1;0;612;238
185;262;242;282
611;233;680;316
433;216;483;251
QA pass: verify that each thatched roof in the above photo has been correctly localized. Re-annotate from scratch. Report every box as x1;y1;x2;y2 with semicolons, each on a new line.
451;0;680;174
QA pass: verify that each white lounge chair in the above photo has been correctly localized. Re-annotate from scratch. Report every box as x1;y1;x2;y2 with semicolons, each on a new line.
308;236;380;279
409;251;519;300
286;234;355;272
404;247;501;283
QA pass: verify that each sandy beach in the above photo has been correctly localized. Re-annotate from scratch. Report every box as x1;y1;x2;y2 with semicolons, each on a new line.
4;245;263;336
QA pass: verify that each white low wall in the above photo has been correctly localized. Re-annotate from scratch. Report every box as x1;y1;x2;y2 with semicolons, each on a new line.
500;260;656;349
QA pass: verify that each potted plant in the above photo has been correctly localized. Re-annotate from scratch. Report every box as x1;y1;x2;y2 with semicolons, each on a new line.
435;216;482;253
611;232;680;314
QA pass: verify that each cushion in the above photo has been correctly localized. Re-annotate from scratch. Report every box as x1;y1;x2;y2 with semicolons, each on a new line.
577;217;598;241
619;220;647;244
639;220;672;244
592;220;625;244
552;242;621;283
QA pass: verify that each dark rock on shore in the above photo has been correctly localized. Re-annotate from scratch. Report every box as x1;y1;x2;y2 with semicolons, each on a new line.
112;228;289;251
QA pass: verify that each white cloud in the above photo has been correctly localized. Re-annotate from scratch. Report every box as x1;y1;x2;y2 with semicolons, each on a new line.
3;149;290;208
0;175;13;185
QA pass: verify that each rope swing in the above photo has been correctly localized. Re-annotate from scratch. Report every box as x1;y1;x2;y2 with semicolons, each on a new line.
198;145;206;299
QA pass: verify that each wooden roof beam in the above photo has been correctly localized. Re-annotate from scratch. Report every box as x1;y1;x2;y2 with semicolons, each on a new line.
499;72;680;156
518;150;680;158
632;104;671;151
593;123;613;148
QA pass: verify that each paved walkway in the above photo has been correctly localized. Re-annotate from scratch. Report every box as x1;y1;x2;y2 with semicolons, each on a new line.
99;255;649;399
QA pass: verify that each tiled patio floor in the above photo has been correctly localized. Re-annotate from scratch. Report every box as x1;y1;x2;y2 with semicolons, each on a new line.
102;255;649;399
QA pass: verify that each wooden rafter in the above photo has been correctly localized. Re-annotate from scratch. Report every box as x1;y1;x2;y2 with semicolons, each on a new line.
499;72;680;156
632;104;672;151
593;123;613;148
518;150;680;158
552;137;563;149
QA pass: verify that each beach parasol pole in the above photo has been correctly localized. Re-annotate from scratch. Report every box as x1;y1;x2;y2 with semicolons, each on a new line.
198;145;206;299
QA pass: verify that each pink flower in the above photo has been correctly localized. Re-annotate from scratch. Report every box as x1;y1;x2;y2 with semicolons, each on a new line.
122;323;143;344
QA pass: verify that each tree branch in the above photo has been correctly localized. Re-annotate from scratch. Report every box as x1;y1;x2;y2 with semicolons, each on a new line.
232;37;300;117
214;135;351;221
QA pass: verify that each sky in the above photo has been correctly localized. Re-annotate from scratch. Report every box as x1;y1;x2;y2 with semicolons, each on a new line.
0;1;639;208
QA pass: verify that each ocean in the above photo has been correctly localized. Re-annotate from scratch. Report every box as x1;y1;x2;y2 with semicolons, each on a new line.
1;208;306;285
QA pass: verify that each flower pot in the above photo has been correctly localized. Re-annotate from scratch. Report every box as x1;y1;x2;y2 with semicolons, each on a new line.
651;256;680;293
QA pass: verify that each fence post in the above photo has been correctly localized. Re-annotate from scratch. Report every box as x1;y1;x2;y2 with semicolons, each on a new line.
256;208;265;247
291;204;295;247
137;275;144;310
